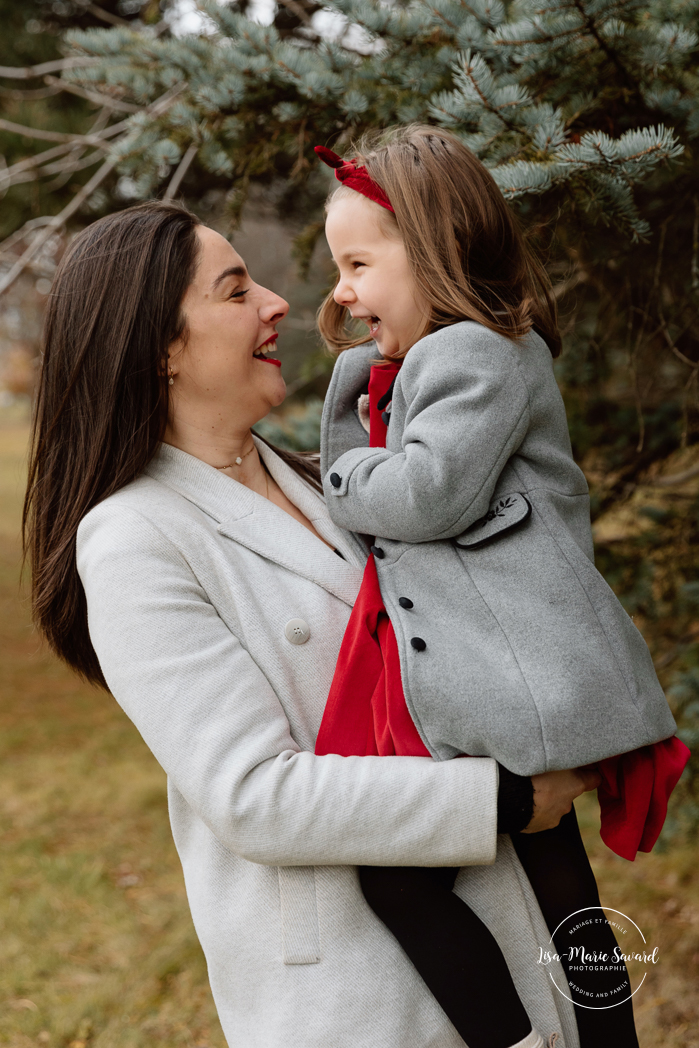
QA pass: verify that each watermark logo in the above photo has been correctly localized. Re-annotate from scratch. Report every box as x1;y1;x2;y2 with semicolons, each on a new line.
537;906;659;1010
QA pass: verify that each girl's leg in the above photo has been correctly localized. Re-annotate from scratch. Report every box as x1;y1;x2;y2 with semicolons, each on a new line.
511;807;639;1048
359;865;534;1048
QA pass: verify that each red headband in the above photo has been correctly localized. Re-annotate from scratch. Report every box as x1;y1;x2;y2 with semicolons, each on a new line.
314;145;395;214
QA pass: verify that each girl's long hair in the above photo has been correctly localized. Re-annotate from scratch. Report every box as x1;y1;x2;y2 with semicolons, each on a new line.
317;125;560;357
24;200;320;689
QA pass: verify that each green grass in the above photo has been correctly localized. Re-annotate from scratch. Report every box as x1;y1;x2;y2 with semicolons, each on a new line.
0;418;225;1047
1;418;697;1047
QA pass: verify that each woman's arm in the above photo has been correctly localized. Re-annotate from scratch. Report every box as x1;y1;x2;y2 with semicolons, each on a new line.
77;502;498;868
497;764;601;835
523;767;602;834
323;325;531;543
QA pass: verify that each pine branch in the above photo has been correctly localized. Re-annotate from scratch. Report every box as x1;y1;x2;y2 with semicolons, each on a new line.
570;0;638;94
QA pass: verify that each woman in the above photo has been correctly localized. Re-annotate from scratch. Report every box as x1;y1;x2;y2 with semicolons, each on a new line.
24;200;599;1048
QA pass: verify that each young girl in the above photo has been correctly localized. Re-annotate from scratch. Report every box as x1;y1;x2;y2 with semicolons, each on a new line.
312;127;690;1048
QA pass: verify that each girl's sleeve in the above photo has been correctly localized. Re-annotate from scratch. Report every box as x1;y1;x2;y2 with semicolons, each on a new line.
323;326;531;542
77;503;499;868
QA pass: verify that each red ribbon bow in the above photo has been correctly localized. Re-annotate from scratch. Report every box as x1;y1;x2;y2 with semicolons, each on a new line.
314;145;395;214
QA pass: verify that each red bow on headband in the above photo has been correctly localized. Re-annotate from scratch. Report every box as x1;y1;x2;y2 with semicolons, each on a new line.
314;145;395;214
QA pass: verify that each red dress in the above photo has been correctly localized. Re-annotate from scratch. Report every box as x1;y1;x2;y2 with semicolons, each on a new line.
316;362;690;861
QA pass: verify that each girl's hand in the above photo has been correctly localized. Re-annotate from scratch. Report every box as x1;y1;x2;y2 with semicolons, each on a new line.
521;766;602;834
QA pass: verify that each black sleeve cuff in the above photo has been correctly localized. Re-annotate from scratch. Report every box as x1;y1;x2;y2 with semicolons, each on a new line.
497;763;535;835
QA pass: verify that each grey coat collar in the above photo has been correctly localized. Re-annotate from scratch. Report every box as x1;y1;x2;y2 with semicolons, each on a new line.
144;437;366;607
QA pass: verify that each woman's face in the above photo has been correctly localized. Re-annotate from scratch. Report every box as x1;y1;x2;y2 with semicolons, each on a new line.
169;226;289;431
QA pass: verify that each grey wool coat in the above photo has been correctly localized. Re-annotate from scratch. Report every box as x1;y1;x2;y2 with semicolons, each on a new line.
76;439;580;1048
321;321;677;776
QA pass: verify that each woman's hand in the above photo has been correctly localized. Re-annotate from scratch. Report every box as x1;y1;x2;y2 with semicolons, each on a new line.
521;765;601;834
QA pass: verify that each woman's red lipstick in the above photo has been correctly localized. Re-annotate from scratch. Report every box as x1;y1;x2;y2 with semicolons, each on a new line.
253;334;282;366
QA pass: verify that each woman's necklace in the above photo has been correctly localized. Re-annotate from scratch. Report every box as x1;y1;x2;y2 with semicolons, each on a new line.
216;442;270;500
213;442;255;470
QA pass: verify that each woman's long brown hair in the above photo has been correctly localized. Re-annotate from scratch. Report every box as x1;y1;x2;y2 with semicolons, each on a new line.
317;125;560;357
24;200;320;689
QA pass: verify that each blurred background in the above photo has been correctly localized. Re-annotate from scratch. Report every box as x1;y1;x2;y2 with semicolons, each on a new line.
1;0;698;1045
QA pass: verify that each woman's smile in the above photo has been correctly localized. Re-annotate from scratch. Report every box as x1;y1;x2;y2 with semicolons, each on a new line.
253;333;282;367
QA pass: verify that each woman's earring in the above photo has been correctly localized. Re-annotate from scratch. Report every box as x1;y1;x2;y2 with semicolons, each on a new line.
168;367;174;386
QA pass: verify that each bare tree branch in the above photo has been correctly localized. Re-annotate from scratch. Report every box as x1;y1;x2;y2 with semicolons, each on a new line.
83;2;170;32
43;75;143;113
0;217;56;258
0;116;115;147
3;160;95;191
0;156;118;295
0;83;188;293
551;267;587;300
277;0;315;27
0;84;62;101
648;463;699;487
0;84;179;190
692;196;699;300
163;143;198;200
84;2;132;27
12;111;114;188
1;143;79;183
40;148;108;177
0;57;95;80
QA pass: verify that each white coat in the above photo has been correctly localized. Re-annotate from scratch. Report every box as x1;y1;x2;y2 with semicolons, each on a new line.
76;437;580;1048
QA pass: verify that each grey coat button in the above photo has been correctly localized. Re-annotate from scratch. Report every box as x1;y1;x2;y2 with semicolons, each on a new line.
398;597;413;609
410;637;426;652
285;619;311;645
329;473;342;488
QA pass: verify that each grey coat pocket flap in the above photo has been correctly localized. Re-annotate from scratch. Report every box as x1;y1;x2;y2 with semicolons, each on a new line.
278;866;321;965
452;493;531;550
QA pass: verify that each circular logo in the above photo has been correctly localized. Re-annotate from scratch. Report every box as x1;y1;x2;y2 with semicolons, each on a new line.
537;906;659;1009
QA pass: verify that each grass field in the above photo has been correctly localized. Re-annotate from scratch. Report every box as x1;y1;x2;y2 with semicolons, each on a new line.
1;419;697;1048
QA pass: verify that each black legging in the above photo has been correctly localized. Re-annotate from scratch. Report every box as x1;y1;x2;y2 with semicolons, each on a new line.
360;808;639;1048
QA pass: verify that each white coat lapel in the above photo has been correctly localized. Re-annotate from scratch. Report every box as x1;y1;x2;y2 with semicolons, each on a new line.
145;440;366;607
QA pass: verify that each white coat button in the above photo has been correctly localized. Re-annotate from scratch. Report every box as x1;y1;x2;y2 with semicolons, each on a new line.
285;618;311;645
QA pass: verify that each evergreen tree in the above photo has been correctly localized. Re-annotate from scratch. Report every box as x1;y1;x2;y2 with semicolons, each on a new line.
2;0;699;830
0;1;162;238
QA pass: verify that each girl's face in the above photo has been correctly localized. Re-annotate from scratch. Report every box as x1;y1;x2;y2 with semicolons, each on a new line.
169;226;289;432
325;193;429;358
